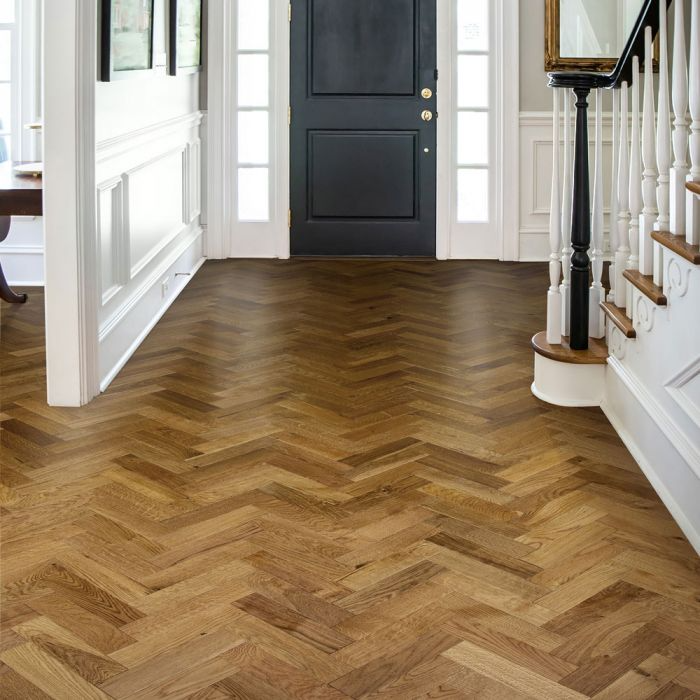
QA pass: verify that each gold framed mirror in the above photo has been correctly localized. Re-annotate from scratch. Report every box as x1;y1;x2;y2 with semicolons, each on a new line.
545;0;656;72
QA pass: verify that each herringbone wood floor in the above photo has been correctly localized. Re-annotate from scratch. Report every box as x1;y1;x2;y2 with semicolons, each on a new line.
1;260;699;699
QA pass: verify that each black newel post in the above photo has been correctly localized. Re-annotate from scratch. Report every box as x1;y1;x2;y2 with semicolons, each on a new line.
569;87;591;351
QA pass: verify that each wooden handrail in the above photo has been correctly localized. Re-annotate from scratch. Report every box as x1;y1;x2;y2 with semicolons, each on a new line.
547;0;673;91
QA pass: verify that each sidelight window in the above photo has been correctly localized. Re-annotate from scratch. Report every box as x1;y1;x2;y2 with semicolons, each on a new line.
455;0;490;224
236;0;271;222
0;0;15;162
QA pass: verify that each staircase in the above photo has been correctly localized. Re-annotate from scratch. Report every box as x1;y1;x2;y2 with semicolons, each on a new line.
532;0;700;554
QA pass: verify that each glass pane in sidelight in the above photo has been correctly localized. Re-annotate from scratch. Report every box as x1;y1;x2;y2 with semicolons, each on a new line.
0;0;14;23
458;111;488;165
457;0;489;52
238;0;269;51
238;54;269;107
238;111;269;165
238;167;269;221
457;168;489;223
457;55;489;108
0;31;10;81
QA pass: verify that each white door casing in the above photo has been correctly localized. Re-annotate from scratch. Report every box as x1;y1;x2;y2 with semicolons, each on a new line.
207;0;520;261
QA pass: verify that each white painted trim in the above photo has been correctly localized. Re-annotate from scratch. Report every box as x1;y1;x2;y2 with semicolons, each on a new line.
603;359;700;555
205;0;232;259
607;356;700;480
436;0;452;260
43;0;99;407
273;0;291;260
99;238;206;391
499;0;521;262
96;112;203;158
0;244;43;256
99;227;204;341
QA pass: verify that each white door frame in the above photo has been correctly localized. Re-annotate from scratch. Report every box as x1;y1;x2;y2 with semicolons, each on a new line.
43;0;99;406
208;0;520;261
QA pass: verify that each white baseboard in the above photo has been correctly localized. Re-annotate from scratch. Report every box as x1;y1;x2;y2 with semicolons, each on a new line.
99;228;205;391
602;358;700;556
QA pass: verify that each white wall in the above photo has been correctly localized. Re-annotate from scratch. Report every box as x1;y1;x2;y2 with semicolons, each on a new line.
95;0;205;390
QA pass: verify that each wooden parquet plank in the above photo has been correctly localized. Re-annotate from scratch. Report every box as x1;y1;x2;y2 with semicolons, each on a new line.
2;260;699;698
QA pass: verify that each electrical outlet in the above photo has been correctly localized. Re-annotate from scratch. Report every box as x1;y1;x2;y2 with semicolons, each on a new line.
161;277;170;298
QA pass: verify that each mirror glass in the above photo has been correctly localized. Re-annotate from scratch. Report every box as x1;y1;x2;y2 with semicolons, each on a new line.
559;0;645;59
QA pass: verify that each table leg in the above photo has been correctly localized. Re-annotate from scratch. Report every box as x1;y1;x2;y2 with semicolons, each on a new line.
0;261;28;303
0;216;28;303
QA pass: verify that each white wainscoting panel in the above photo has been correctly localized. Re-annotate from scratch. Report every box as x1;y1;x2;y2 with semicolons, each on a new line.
0;216;44;286
520;111;616;261
96;111;205;390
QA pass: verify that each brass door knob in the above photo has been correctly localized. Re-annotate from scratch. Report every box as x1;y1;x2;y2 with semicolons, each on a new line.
421;110;433;122
421;88;433;99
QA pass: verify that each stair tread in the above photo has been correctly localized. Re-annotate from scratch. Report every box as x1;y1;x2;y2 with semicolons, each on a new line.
651;230;700;265
600;301;636;338
622;270;667;305
687;181;700;196
532;332;609;365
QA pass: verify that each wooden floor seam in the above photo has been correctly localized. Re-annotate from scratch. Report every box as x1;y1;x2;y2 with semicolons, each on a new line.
1;259;699;699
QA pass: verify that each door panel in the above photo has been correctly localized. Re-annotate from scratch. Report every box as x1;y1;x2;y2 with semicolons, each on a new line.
309;132;417;219
311;0;416;96
290;0;437;257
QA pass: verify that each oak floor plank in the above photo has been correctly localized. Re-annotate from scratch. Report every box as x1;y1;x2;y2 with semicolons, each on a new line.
2;260;699;698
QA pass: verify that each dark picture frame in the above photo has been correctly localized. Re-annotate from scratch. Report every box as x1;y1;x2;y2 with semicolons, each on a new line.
169;0;204;76
101;0;156;82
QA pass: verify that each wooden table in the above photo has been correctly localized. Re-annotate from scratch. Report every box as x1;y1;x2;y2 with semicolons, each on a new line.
0;161;43;303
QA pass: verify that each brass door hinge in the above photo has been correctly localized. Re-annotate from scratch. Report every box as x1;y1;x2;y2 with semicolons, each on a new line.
288;3;292;22
288;209;292;228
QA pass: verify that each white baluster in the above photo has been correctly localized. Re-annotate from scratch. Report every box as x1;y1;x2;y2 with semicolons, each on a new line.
670;0;689;238
688;0;700;246
616;82;631;310
590;88;605;338
608;88;620;304
654;1;671;287
547;90;562;345
640;27;658;276
629;56;642;314
561;90;574;335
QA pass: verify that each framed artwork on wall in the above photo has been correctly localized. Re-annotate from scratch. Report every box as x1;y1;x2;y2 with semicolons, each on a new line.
545;0;658;73
101;0;156;82
169;0;203;75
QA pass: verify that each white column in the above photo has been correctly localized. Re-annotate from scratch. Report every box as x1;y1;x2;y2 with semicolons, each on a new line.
561;90;574;335
590;88;605;338
688;0;700;246
43;0;99;406
608;88;620;304
670;0;689;238
616;82;631;310
640;27;658;276
628;56;642;313
654;1;671;287
547;90;562;344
